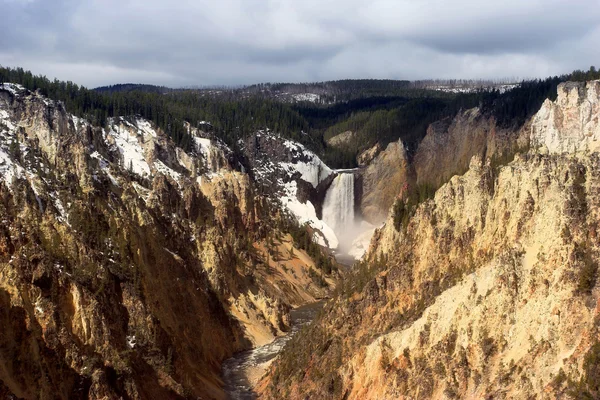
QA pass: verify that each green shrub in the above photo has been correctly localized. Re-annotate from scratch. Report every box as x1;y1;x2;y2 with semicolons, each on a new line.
481;333;496;360
308;267;328;287
552;368;567;388
392;199;410;232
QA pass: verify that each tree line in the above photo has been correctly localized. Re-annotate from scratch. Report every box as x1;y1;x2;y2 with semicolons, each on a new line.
0;66;313;152
1;65;597;169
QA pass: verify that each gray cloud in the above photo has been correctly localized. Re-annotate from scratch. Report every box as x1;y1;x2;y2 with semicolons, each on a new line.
1;0;599;87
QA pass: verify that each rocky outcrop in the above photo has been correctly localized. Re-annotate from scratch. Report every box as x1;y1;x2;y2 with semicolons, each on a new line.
356;143;381;167
262;81;600;399
413;107;523;190
531;80;600;154
360;139;411;224
242;130;333;195
342;153;599;399
358;107;522;226
327;130;355;148
0;84;336;399
241;131;339;248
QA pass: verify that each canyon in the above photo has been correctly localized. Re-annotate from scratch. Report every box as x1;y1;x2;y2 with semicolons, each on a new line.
261;80;600;399
0;84;338;399
1;75;599;400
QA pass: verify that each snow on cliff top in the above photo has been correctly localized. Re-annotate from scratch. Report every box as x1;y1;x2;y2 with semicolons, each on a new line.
280;138;332;188
106;120;152;176
246;131;338;248
0;83;25;95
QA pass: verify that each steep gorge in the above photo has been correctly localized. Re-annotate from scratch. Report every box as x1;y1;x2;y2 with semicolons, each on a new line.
261;81;600;399
359;105;524;226
0;84;336;399
2;74;599;400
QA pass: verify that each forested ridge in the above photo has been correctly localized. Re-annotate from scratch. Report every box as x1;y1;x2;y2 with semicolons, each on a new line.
2;65;598;168
0;67;313;152
93;83;174;94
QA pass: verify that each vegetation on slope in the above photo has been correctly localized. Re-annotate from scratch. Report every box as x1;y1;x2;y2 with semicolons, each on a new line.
1;65;596;171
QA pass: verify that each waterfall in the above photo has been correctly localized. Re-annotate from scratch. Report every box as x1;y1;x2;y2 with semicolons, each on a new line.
322;171;375;261
322;173;355;236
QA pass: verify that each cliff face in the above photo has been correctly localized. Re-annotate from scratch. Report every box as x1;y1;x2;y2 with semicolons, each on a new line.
359;105;522;226
360;140;410;225
327;131;355;148
531;80;600;154
241;131;339;248
0;84;334;399
413;107;524;189
263;80;600;399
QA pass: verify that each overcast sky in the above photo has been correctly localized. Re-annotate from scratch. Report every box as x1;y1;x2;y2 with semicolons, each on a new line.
1;0;599;88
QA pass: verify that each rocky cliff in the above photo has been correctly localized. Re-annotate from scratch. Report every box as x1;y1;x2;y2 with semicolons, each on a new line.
358;105;524;226
531;80;600;154
327;131;355;148
413;107;525;189
262;80;600;399
360;140;411;225
0;84;335;399
241;131;339;249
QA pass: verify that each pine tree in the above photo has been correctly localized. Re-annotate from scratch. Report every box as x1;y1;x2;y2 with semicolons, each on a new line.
9;137;21;161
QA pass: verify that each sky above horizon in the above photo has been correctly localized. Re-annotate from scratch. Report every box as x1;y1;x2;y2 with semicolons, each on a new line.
1;0;599;88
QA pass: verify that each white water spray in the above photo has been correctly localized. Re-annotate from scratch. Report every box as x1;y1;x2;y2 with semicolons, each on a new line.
322;172;376;261
322;173;355;241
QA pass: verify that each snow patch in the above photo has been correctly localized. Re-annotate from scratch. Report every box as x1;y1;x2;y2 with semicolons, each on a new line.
132;182;151;203
106;172;120;187
292;93;320;103
90;151;120;186
28;179;44;213
0;148;25;186
126;335;136;349
90;151;109;169
281;160;332;188
49;191;69;223
0;83;25;95
281;181;338;249
0;109;16;132
154;160;181;182
194;136;226;173
194;137;213;155
107;123;151;176
278;138;333;187
136;118;157;138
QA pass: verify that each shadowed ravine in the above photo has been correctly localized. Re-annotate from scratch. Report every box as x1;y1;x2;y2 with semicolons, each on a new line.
222;301;324;399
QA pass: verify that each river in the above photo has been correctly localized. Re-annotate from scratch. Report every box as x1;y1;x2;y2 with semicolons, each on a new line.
221;301;324;399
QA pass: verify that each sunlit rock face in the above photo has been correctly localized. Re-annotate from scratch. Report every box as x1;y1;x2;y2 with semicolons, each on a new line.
359;106;521;227
360;139;410;225
531;80;600;154
261;81;600;399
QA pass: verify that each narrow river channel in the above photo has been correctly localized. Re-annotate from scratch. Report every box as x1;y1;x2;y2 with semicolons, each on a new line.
222;301;324;399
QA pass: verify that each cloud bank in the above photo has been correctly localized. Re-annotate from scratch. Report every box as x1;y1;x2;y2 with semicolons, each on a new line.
1;0;599;87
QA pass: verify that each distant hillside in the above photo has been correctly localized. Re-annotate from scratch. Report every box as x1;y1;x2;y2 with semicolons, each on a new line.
3;65;598;170
93;83;173;94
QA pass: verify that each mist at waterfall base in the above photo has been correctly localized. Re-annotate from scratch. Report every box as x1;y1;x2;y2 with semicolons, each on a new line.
322;173;375;262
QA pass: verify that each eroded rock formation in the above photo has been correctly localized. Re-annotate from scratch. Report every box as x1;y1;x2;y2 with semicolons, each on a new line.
262;81;600;399
0;85;335;399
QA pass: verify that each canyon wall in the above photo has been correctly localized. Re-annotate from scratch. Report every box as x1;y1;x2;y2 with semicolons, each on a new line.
263;80;600;399
0;85;334;399
359;106;525;226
